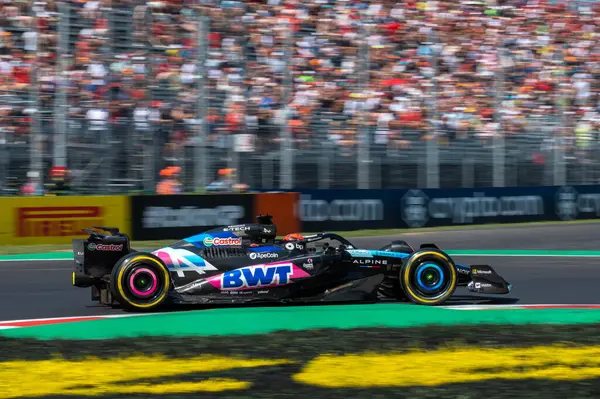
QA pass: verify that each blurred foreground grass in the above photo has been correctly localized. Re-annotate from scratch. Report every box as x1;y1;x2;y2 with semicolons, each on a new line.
1;324;600;399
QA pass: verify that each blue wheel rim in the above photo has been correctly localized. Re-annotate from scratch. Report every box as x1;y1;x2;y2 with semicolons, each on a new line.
415;263;444;292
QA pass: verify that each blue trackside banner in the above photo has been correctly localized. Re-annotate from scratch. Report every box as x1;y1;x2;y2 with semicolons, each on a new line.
292;185;600;231
399;186;548;228
297;189;400;232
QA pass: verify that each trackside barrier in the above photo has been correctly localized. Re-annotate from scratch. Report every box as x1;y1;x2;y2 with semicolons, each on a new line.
2;186;596;245
294;185;600;232
0;192;300;245
130;192;300;241
0;196;130;245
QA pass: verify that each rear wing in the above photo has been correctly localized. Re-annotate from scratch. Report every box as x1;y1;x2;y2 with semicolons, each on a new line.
73;226;132;279
82;226;124;237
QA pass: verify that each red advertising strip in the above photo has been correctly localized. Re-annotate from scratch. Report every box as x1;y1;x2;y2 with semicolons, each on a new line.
16;206;104;237
0;314;152;329
18;207;102;219
0;316;106;328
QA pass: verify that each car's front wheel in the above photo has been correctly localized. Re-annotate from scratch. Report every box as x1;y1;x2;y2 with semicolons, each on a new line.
399;249;457;305
110;253;171;311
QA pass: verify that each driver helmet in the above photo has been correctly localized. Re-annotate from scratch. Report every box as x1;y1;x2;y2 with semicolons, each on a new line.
282;233;304;241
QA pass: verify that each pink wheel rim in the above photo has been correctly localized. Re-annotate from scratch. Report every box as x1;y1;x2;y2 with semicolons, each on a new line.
128;267;158;297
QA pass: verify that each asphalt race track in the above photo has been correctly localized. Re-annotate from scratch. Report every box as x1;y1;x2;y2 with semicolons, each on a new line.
1;222;600;321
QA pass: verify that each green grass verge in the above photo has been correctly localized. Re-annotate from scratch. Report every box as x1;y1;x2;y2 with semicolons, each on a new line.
2;323;600;362
1;219;598;255
1;324;599;399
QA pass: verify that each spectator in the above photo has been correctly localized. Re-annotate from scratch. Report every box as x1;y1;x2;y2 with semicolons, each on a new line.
5;0;600;192
86;101;109;133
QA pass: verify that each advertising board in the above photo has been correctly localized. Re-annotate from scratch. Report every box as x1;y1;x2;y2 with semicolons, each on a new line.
0;196;129;245
296;185;600;231
131;194;254;240
297;190;399;232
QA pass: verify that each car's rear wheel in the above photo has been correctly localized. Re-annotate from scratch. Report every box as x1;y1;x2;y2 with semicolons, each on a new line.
110;253;171;311
399;249;457;305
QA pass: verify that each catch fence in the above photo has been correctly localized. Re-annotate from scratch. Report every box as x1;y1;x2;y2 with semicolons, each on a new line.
1;3;599;194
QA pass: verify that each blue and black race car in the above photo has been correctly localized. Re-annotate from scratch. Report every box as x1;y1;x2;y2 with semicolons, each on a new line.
72;215;512;311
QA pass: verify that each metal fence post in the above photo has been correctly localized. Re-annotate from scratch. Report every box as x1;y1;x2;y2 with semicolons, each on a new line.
195;14;209;192
29;9;43;190
357;23;370;189
53;2;69;169
319;145;331;189
279;21;293;190
553;127;566;186
426;31;440;189
141;7;155;193
425;31;440;188
553;48;567;186
0;120;6;192
493;46;506;187
106;6;114;189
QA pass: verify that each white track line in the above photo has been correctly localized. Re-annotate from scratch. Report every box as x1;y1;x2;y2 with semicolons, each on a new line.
443;304;600;310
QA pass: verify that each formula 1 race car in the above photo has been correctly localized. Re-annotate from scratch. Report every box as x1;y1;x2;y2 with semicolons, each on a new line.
71;215;513;311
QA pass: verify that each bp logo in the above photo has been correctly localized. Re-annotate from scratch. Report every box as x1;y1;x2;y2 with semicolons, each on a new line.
555;186;579;221
401;189;429;228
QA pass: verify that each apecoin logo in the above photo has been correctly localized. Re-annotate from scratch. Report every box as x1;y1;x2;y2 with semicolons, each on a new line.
249;252;279;260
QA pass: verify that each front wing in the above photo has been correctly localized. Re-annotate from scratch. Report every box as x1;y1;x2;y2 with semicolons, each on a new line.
456;263;512;295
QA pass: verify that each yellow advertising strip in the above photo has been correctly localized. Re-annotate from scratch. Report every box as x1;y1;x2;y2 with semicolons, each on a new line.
0;196;130;245
293;345;600;388
0;355;292;398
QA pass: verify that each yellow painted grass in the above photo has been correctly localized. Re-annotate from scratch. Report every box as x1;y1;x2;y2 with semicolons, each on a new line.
4;345;600;397
0;355;292;398
294;345;600;387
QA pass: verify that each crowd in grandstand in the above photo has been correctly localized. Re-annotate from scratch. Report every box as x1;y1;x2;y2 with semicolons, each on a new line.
1;0;600;191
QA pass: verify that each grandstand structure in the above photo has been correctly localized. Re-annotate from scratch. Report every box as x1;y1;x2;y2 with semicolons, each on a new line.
0;0;599;194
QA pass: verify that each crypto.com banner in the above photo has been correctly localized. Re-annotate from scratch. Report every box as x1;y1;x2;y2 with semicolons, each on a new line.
399;187;547;228
400;185;600;228
296;190;401;232
296;185;600;231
